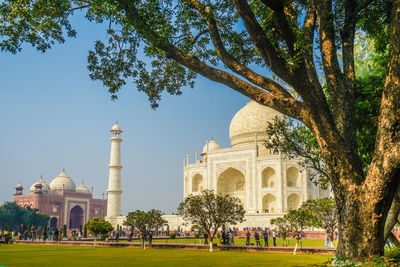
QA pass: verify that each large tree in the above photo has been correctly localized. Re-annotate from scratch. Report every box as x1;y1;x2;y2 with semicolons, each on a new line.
85;217;113;246
123;209;166;248
177;190;245;252
2;0;400;258
302;198;338;247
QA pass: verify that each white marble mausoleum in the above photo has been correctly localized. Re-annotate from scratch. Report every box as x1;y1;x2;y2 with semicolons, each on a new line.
164;100;330;230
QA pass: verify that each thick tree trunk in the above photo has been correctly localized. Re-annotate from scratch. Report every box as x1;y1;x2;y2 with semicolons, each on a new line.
335;193;386;258
331;163;400;259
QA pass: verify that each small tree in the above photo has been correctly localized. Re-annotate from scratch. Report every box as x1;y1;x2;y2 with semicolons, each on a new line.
123;209;166;248
302;198;338;247
177;190;245;252
270;217;290;246
85;217;113;247
285;209;314;245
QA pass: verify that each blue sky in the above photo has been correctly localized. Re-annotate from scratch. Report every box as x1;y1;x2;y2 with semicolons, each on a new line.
0;12;251;214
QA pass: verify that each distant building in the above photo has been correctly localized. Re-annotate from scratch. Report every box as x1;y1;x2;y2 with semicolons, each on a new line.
14;171;107;229
13;122;124;230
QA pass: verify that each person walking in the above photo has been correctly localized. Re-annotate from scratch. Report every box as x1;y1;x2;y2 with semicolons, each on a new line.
255;232;261;247
262;230;269;247
58;230;62;242
246;231;251;246
272;230;277;247
54;229;59;241
203;232;209;245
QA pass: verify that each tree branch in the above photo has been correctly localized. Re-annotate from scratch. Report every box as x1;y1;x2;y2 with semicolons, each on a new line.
260;0;297;54
69;4;91;11
364;0;400;223
117;0;308;121
300;4;327;104
232;0;297;86
314;0;361;155
188;0;294;99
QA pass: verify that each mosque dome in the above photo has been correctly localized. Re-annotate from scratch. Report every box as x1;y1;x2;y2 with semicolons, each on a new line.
76;183;91;194
30;177;49;192
229;100;284;148
16;184;23;189
202;139;222;154
49;171;76;191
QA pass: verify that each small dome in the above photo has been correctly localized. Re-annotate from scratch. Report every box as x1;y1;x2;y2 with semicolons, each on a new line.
229;101;284;148
30;177;49;192
16;184;23;189
202;139;222;154
49;171;76;191
111;123;122;132
76;183;91;194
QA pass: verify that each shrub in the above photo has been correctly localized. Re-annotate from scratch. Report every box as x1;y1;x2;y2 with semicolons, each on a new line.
329;250;400;267
169;233;176;239
194;233;200;238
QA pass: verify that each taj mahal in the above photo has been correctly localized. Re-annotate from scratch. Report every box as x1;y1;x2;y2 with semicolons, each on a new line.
13;100;329;230
164;100;330;229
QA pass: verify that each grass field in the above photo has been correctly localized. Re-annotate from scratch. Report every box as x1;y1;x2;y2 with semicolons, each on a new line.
0;244;332;267
129;237;338;248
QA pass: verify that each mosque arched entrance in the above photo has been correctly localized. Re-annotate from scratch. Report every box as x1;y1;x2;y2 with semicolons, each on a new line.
217;167;246;206
49;217;58;229
69;205;84;229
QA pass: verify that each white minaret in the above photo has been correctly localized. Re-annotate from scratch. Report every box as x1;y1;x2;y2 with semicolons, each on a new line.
106;122;123;224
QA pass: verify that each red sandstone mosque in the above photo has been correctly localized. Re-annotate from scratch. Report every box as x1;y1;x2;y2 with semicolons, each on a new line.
14;171;107;230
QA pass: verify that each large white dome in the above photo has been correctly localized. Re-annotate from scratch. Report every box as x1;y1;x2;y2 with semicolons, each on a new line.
49;171;76;191
229;101;284;148
30;177;49;192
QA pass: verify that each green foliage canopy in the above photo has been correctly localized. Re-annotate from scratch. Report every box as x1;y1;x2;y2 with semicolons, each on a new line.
123;209;166;245
85;217;113;240
0;202;49;230
177;189;245;243
302;197;338;243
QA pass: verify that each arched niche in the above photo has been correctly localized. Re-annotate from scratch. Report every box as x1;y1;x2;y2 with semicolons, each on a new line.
192;174;204;192
50;217;58;229
262;194;276;213
287;166;300;187
217;167;246;205
287;193;301;210
69;205;84;229
262;167;276;187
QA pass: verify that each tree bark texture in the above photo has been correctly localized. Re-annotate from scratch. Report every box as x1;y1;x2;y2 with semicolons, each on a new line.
115;0;400;259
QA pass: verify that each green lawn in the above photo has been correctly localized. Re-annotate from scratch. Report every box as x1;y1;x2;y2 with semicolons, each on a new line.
130;237;338;248
0;244;332;267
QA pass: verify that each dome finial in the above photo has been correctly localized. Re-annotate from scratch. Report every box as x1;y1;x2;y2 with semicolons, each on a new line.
62;167;65;173
211;136;214;141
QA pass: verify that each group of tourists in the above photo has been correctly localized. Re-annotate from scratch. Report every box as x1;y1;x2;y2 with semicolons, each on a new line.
0;227;87;243
17;228;64;241
220;229;235;245
246;229;276;247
